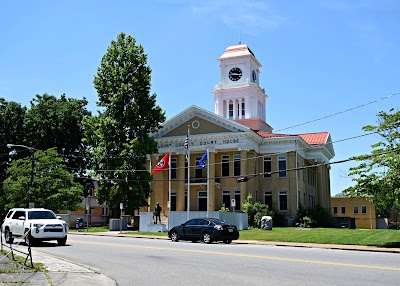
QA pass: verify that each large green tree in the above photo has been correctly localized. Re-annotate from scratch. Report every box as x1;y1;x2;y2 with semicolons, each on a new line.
23;93;92;173
0;99;27;218
345;109;400;214
3;148;83;211
1;94;91;215
85;33;165;214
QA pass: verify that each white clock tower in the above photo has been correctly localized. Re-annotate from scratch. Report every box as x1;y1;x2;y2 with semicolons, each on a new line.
213;43;271;132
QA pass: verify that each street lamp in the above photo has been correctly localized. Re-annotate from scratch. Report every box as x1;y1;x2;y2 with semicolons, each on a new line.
7;144;35;208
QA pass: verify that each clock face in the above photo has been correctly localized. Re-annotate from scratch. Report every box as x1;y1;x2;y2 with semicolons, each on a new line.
229;67;242;81
252;70;257;82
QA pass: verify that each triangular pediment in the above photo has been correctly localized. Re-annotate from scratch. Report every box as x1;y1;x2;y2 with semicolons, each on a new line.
163;115;232;137
152;105;251;139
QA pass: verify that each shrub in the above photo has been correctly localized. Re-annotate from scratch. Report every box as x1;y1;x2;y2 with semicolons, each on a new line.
271;212;288;227
388;222;400;230
295;205;332;228
243;194;274;228
219;204;230;212
296;216;314;228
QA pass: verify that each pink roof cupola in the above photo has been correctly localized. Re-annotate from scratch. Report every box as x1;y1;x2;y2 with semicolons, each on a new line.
213;43;268;131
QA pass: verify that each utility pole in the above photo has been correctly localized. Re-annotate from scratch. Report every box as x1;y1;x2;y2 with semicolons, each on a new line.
30;149;35;208
7;144;35;208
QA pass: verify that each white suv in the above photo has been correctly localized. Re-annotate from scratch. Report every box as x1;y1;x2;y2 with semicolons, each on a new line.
2;208;68;246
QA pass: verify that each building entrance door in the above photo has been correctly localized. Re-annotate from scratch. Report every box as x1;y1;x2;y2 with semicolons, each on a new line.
198;191;207;211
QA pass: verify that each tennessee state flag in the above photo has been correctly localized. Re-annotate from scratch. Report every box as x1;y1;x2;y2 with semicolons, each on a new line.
151;153;170;174
198;151;207;168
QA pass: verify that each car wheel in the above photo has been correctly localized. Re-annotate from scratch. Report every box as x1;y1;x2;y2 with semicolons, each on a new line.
202;232;212;244
25;230;36;246
4;228;13;244
170;230;179;242
57;235;67;246
223;239;232;244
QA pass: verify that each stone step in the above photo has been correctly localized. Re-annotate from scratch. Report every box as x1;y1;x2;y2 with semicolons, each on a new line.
153;214;168;225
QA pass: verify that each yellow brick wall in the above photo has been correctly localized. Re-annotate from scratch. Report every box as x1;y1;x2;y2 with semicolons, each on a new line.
331;197;376;229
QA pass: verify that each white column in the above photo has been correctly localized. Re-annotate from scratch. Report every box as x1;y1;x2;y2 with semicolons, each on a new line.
257;101;259;117
262;102;265;119
245;97;249;118
223;99;226;118
233;98;238;120
218;97;223;117
215;95;220;115
226;99;230;119
238;98;242;119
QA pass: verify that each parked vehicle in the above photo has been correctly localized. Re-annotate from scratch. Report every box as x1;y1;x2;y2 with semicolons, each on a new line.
168;218;239;244
2;208;68;246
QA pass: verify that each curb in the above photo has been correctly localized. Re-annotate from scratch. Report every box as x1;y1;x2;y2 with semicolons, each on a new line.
70;231;400;254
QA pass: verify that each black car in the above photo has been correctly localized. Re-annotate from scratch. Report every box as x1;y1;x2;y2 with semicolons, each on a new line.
168;218;239;244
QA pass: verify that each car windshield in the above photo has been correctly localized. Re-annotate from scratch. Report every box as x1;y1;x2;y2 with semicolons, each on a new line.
28;211;56;220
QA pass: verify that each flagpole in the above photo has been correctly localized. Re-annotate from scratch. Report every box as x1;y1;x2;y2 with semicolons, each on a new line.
206;147;209;218
187;126;190;221
168;150;171;231
149;155;152;213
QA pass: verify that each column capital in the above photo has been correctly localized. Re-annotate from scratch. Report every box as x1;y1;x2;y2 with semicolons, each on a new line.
238;144;250;151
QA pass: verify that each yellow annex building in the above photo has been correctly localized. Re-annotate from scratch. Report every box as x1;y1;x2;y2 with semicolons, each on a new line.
148;43;335;226
331;196;377;229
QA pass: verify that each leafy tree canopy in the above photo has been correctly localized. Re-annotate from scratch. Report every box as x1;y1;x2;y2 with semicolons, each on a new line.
345;108;400;214
0;95;91;217
85;32;166;214
4;148;83;211
0;99;27;217
23;93;92;173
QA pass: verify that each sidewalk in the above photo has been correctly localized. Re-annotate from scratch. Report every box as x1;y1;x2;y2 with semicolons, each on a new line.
0;243;117;286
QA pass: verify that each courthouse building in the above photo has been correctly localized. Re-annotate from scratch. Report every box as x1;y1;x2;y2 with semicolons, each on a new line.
148;43;335;225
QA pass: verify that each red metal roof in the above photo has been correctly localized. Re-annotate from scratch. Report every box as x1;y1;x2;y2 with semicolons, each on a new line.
298;132;330;145
257;131;329;145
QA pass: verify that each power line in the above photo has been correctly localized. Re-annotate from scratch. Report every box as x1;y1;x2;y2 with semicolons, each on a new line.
4;124;397;175
4;92;397;162
25;147;400;183
57;119;398;170
275;92;399;132
25;148;400;183
7;93;396;161
3;94;398;173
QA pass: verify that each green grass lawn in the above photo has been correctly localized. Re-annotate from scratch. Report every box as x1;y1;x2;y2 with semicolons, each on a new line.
239;228;400;248
69;226;110;232
70;226;400;248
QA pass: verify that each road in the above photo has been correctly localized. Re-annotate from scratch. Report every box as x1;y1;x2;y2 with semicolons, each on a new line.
32;234;399;286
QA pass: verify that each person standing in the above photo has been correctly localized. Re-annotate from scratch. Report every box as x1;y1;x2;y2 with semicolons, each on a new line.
154;202;162;224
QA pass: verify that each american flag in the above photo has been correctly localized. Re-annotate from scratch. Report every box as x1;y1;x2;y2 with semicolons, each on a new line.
184;134;189;150
184;132;189;161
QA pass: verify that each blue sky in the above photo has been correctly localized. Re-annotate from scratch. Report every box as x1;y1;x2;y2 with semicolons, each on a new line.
1;0;399;195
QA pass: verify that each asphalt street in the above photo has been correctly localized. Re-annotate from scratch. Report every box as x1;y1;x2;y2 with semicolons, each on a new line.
0;232;400;285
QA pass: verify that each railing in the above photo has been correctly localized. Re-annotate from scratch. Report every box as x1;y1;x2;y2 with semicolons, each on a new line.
214;80;263;91
191;178;207;183
0;227;34;267
181;177;222;184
